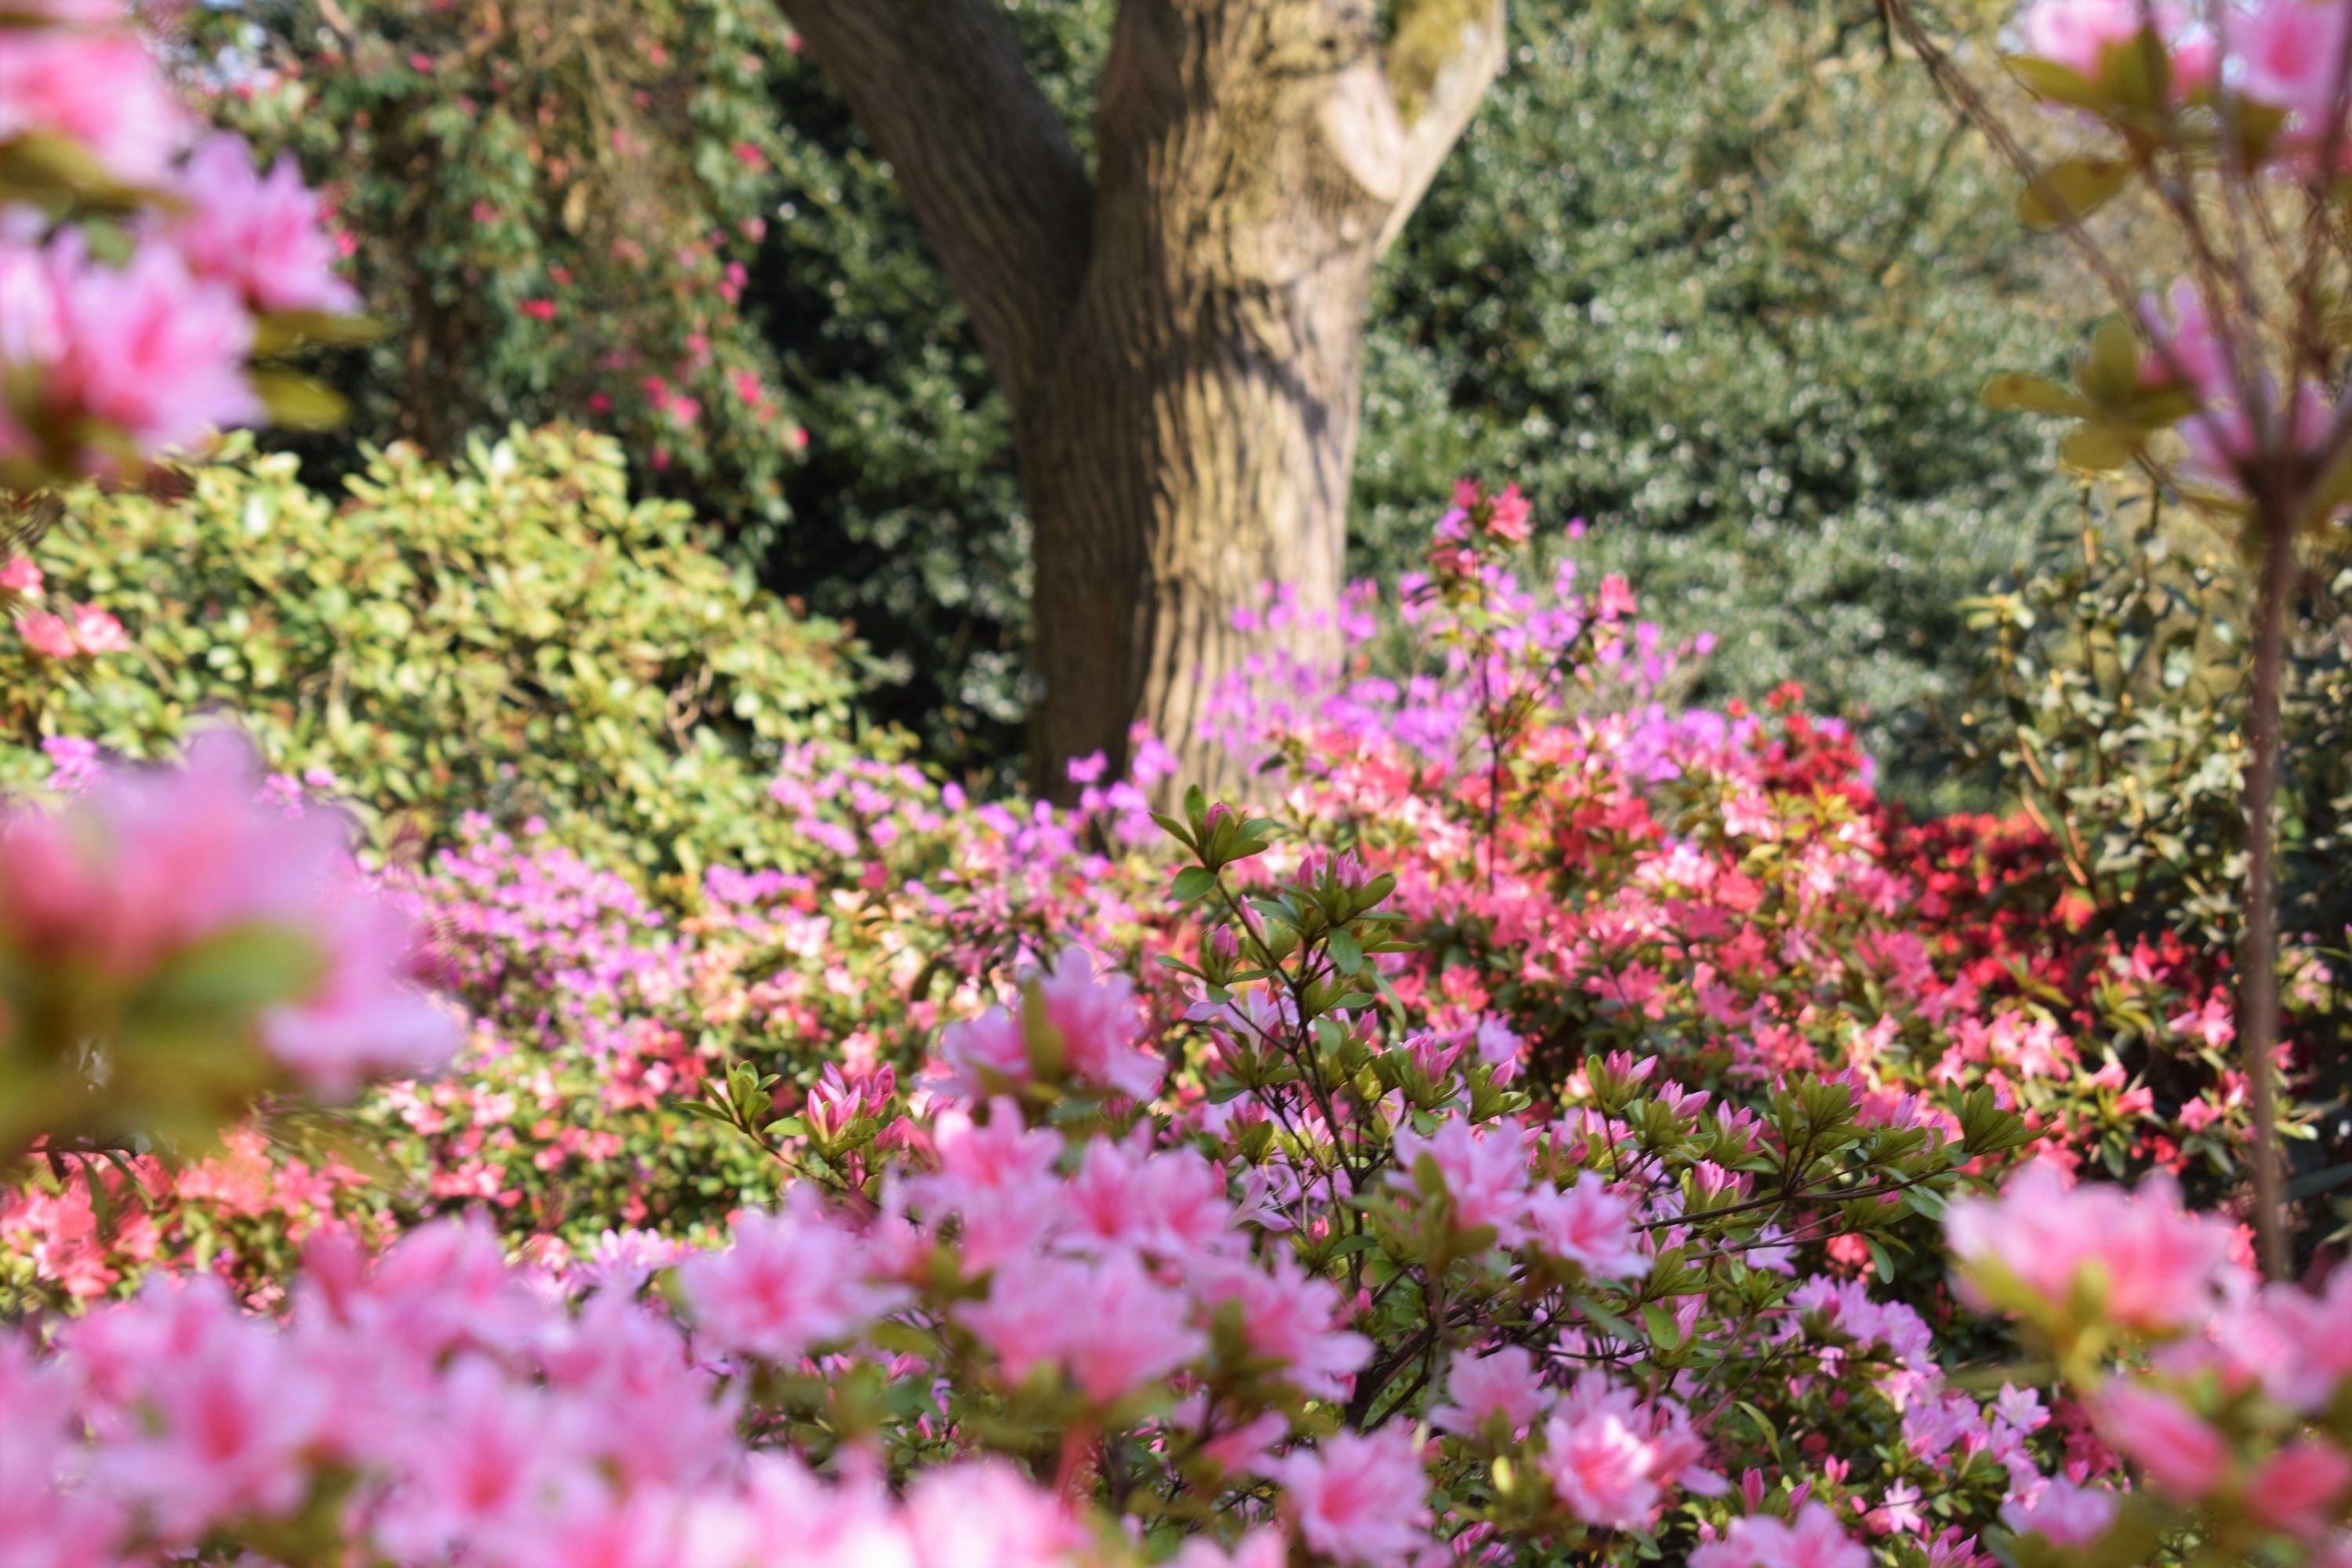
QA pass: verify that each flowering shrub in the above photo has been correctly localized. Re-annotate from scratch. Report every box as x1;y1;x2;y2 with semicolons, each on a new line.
8;486;2331;1568
1951;1162;2352;1567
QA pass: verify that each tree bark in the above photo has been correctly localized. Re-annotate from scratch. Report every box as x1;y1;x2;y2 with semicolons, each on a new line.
786;0;1504;800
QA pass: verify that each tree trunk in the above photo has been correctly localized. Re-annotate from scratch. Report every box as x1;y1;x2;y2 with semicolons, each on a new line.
786;0;1505;800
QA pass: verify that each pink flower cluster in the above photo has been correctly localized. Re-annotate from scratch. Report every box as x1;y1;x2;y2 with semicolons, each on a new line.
0;2;355;478
0;1220;1190;1568
0;733;457;1153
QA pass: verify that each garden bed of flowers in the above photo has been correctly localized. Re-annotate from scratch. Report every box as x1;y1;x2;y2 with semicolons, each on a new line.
8;483;2339;1568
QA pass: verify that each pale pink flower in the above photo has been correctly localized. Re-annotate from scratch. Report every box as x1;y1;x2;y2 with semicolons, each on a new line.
1946;1162;2237;1334
935;949;1160;1102
1432;1345;1549;1438
260;891;461;1095
1171;1528;1290;1568
1391;1119;1530;1237
679;1191;908;1364
93;1312;328;1541
2000;1476;2118;1545
966;1253;1203;1403
66;604;127;654
2094;1385;2229;1498
1542;1410;1661;1530
1190;1249;1370;1401
1689;1503;1872;1568
1033;947;1162;1099
1523;1170;1649;1279
901;1459;1091;1568
0;557;43;596
1266;1426;1432;1567
2018;0;2145;80
163;134;359;314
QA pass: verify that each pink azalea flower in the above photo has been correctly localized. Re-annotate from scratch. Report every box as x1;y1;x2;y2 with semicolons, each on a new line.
260;891;463;1095
678;1190;908;1364
2248;1440;2352;1538
1391;1119;1530;1238
1999;1476;2118;1545
1690;1503;1872;1568
3;236;260;466
2093;1385;2229;1498
16;608;75;658
900;1458;1092;1566
1543;1410;1661;1529
967;1253;1203;1403
1946;1162;2238;1334
92;1312;328;1541
2016;0;2146;81
1523;1170;1649;1279
1432;1345;1549;1438
163;133;359;314
1266;1426;1432;1567
0;556;42;596
0;28;188;187
2238;0;2352;119
1190;1249;1370;1400
66;604;127;654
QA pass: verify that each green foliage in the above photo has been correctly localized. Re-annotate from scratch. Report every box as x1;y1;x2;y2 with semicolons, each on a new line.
0;428;872;878
193;0;2070;797
1356;0;2071;803
183;0;806;536
1959;495;2352;949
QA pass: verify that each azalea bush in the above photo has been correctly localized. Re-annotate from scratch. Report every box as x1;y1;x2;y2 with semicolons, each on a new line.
9;487;2337;1568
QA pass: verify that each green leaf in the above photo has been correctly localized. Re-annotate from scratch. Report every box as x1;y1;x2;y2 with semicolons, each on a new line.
1981;372;2087;418
1171;866;1217;902
2002;53;2106;107
2060;423;2139;475
1327;929;1364;975
252;368;353;432
140;921;325;1014
2018;158;2129;230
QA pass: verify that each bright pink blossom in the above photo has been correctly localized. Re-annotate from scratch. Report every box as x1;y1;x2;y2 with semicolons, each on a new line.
1267;1427;1432;1567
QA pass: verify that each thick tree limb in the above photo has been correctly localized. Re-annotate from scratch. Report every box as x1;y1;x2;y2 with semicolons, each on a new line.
1375;0;1507;255
782;0;1095;409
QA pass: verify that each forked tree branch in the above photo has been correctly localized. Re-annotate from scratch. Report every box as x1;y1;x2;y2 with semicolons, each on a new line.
1376;0;1507;255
